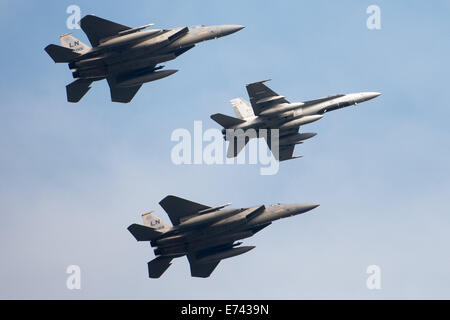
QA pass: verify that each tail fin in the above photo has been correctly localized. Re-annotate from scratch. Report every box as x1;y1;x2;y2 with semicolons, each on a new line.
227;135;250;158
211;113;246;129
141;212;171;232
66;79;93;102
127;212;171;242
231;98;255;120
60;33;91;54
44;44;80;63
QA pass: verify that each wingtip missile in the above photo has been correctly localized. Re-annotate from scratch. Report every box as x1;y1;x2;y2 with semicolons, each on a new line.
118;23;155;36
285;155;303;161
116;69;178;87
197;203;232;215
196;246;256;264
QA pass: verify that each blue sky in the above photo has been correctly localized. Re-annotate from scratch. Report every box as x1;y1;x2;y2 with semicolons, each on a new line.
1;0;450;299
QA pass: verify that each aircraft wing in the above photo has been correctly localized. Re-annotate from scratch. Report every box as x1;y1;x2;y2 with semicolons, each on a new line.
187;242;256;277
80;15;131;47
159;195;211;226
106;76;142;103
277;144;297;161
246;80;290;116
187;254;221;278
264;127;301;161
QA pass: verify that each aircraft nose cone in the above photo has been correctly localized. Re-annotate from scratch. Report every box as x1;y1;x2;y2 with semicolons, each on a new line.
290;203;320;215
219;25;245;37
303;203;320;212
233;25;246;32
367;92;382;99
358;92;382;102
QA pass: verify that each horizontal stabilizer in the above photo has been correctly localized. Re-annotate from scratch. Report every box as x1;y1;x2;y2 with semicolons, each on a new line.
66;79;92;103
148;256;172;278
127;223;164;241
211;113;245;129
45;44;80;63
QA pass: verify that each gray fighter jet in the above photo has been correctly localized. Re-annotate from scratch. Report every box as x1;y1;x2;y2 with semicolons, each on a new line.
128;195;319;278
45;15;244;103
211;80;381;161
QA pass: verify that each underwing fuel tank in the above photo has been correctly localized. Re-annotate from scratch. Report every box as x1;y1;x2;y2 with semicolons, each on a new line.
107;54;177;74
116;69;178;87
279;132;317;144
72;68;107;79
196;246;255;264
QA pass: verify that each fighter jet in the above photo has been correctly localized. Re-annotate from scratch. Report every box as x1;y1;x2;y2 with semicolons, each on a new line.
211;80;381;161
128;195;319;278
44;15;244;103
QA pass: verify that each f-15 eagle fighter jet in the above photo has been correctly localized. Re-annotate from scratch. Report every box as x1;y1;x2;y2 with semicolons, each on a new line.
128;195;318;278
45;15;244;103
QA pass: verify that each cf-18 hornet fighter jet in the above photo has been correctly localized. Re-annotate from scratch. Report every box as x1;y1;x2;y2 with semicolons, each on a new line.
128;195;319;278
211;80;381;161
45;15;244;103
